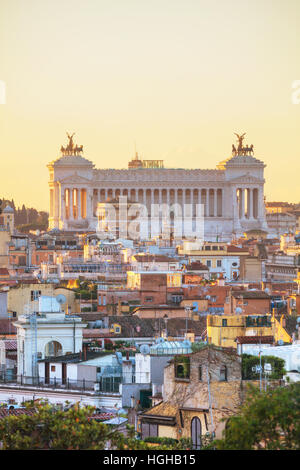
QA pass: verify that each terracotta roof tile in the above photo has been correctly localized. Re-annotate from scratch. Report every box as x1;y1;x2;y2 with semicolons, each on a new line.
235;336;274;344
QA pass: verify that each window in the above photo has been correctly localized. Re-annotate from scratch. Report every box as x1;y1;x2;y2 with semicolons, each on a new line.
31;290;41;301
175;356;190;380
210;296;217;303
145;297;153;302
198;365;202;381
206;260;211;268
96;367;101;373
220;365;227;381
217;260;222;267
222;319;227;327
51;366;56;372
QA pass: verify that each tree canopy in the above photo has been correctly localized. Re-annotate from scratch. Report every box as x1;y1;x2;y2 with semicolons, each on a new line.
214;383;300;450
0;401;191;450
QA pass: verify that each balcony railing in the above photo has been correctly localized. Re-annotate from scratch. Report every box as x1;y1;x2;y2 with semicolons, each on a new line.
0;372;145;393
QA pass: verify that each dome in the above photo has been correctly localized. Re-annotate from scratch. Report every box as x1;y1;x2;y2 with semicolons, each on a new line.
3;205;14;213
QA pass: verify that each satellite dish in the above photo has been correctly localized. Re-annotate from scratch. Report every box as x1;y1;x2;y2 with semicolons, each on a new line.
235;307;243;314
278;340;284;346
56;294;66;305
296;317;300;324
205;295;211;300
182;339;191;347
140;344;150;355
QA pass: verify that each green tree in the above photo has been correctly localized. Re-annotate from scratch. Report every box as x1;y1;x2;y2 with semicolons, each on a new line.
0;401;191;450
241;354;286;380
214;383;300;450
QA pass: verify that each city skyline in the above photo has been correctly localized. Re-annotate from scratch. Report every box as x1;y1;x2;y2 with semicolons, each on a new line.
1;0;300;211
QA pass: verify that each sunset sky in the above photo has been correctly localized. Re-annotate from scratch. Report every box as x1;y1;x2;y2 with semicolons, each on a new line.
0;0;299;211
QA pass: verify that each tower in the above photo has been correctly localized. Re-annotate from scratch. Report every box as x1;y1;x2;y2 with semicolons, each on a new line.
3;205;14;234
47;133;95;231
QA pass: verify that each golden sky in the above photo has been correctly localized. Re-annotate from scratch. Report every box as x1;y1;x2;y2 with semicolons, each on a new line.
0;0;299;211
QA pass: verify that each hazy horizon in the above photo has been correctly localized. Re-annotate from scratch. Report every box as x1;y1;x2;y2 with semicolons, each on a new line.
1;0;299;211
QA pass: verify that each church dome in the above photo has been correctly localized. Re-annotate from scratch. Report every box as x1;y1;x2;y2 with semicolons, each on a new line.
3;205;14;213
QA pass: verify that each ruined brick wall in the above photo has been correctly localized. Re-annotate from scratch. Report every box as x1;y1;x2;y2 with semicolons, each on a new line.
163;346;242;437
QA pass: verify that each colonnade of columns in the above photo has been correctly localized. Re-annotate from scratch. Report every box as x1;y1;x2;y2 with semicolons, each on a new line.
50;185;88;221
92;187;225;218
50;184;265;226
235;187;261;220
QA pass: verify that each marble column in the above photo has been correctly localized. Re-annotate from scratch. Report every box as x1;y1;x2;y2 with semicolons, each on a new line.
205;189;209;217
233;187;241;230
158;188;162;205
249;188;253;219
78;189;81;219
54;184;59;220
214;189;218;217
240;188;245;219
69;188;73;219
151;189;154;206
221;189;224;217
60;186;66;221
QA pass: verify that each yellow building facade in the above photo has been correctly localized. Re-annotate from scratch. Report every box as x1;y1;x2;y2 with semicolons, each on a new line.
207;314;292;348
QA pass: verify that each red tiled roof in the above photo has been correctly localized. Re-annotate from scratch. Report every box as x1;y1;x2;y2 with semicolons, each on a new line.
0;339;17;350
0;408;116;421
0;319;17;335
0;408;36;419
227;245;249;253
88;412;115;421
0;268;9;276
235;336;274;344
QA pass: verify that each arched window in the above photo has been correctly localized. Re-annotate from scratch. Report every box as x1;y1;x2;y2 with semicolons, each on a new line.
45;341;63;358
191;416;202;449
220;365;228;381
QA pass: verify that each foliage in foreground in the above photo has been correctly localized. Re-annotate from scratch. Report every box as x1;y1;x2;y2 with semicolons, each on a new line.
0;401;191;450
241;354;286;380
213;383;300;450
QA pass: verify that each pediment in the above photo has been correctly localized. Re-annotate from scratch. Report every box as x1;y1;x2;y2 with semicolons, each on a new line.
228;174;262;184
59;173;91;184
